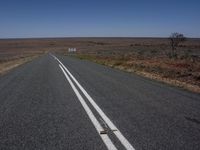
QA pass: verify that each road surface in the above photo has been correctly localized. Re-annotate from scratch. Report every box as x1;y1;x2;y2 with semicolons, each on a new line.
0;54;200;150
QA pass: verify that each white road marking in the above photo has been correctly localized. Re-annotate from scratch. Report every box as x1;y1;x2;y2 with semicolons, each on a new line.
59;64;117;150
54;55;135;150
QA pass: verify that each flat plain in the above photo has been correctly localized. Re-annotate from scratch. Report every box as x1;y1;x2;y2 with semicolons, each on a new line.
1;37;199;92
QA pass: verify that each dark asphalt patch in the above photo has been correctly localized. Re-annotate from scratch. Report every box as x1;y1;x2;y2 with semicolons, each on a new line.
185;116;200;125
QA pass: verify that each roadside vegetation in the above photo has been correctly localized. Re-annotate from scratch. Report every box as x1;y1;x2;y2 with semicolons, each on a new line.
0;54;42;75
0;40;46;75
68;36;200;93
0;37;199;93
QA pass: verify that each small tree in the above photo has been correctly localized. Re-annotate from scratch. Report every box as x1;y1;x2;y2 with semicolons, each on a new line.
169;32;186;58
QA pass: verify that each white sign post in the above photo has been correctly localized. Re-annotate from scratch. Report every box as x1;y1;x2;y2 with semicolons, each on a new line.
68;48;77;52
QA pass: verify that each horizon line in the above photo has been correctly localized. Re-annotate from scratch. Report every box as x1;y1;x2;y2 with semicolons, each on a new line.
0;36;200;40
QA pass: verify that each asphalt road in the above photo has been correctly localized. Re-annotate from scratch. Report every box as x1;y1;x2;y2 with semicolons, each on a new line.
0;54;200;150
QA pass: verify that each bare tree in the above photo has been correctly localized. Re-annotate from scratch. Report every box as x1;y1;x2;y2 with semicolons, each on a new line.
169;32;186;58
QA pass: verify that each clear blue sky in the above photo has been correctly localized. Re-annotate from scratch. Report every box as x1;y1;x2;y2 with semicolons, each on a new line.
0;0;199;38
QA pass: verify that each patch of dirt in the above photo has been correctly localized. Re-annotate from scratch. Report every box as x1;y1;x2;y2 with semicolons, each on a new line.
0;55;40;75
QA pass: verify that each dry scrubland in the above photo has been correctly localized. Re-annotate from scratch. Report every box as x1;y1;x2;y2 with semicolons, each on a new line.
64;38;200;93
0;38;200;92
0;39;47;74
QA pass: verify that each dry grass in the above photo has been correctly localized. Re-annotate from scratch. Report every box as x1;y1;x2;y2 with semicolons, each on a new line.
0;55;41;75
0;39;48;75
0;37;200;93
74;53;200;93
59;37;200;93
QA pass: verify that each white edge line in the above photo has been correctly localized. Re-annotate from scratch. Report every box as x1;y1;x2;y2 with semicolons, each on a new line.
59;64;117;150
54;55;135;150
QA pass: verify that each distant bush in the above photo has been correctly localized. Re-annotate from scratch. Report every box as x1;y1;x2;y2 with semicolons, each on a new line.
169;32;186;58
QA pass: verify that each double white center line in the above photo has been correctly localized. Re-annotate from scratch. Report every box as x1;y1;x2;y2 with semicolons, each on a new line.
51;54;135;150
